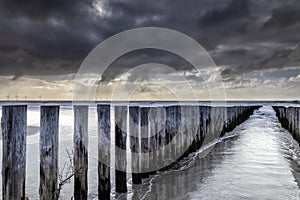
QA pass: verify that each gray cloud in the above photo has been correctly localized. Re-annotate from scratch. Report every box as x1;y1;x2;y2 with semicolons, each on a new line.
0;0;300;83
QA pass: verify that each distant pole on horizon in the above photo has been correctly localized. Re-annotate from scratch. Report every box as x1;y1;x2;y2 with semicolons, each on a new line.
39;95;41;101
25;96;27;101
6;95;9;101
15;95;18;101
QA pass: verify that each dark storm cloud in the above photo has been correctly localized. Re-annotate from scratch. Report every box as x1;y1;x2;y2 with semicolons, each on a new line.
0;0;300;81
101;49;194;83
0;0;103;76
262;4;300;31
198;0;251;26
0;0;93;19
219;0;300;78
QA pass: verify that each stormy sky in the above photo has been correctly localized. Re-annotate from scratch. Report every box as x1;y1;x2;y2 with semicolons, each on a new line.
0;0;300;100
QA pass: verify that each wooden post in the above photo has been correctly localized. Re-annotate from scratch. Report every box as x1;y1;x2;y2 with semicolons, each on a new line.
204;106;212;145
214;107;224;138
148;107;165;175
220;107;227;137
200;106;207;145
2;105;27;200
194;106;202;151
74;106;88;200
296;108;299;141
98;105;111;199
204;106;211;146
129;106;142;184
189;106;200;154
140;107;149;178
284;108;288;129
210;107;217;140
115;106;128;193
274;106;300;144
198;106;204;149
165;106;175;165
174;106;181;160
291;108;295;138
296;107;300;141
179;106;188;158
157;107;166;171
40;106;59;200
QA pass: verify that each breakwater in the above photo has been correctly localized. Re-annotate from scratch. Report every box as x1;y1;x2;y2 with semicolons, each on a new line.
273;106;300;143
1;104;260;199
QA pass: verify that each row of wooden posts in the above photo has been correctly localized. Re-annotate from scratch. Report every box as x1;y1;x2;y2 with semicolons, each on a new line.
1;104;260;200
273;106;300;143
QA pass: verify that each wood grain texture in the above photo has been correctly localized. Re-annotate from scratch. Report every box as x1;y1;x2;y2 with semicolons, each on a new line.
2;105;27;200
39;106;59;200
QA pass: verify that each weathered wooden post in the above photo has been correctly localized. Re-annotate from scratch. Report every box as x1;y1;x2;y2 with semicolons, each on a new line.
140;107;149;178
40;106;59;200
129;106;142;184
288;107;292;133
151;131;157;173
215;107;224;138
203;106;212;145
274;106;300;144
172;106;180;161
195;106;202;150
148;112;156;175
227;107;233;132
296;107;300;141
189;106;200;154
201;106;208;145
115;106;128;193
289;107;293;135
98;105;111;199
175;106;181;159
179;106;188;158
220;106;227;137
2;105;27;200
165;106;179;165
164;106;172;167
292;107;296;136
149;107;166;174
198;106;205;149
296;108;300;141
157;107;167;170
74;106;88;200
232;106;237;128
284;107;289;129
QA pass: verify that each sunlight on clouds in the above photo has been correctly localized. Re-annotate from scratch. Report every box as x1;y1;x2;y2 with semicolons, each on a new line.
224;67;300;100
0;76;74;100
93;0;110;17
0;66;299;101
